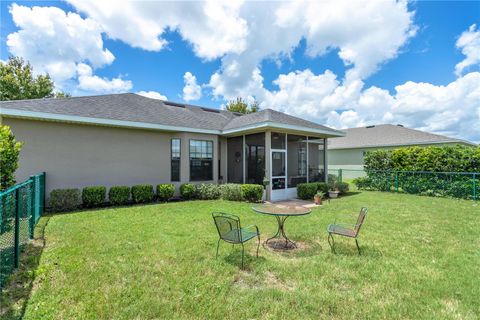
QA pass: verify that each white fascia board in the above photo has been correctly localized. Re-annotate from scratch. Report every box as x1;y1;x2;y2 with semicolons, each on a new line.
1;108;221;134
222;121;346;137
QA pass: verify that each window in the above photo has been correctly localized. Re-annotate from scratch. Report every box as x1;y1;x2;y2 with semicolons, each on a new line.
287;135;307;187
190;140;213;181
171;139;181;181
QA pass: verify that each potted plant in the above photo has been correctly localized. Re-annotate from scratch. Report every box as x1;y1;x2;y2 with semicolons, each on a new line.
314;191;325;205
328;186;340;198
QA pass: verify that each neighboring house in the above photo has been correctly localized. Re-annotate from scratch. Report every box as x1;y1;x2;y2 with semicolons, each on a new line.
328;124;476;178
0;93;344;201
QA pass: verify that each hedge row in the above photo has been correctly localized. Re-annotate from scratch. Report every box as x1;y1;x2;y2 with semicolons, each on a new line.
48;183;264;212
179;183;263;202
356;145;480;199
48;183;175;212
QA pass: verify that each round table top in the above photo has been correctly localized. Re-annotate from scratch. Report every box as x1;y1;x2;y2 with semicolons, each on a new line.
252;204;311;216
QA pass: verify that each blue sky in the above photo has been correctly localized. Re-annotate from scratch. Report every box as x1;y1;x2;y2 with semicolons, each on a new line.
1;1;479;141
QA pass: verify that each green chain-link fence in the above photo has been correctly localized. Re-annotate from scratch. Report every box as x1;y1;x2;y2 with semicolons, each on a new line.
0;172;45;289
328;168;478;200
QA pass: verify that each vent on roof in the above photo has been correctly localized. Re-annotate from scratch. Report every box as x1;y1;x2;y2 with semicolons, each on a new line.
164;101;186;108
201;107;220;113
397;124;404;127
366;125;375;128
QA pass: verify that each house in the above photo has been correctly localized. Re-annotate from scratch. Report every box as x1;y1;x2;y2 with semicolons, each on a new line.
0;93;344;201
328;124;476;178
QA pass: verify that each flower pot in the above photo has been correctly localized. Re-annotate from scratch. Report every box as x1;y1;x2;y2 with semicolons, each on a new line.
328;191;340;198
314;196;322;205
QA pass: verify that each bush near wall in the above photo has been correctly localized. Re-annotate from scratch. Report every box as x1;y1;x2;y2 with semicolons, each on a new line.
220;184;243;201
131;184;154;203
297;183;317;200
82;186;106;208
297;182;330;200
156;184;175;202
335;182;349;194
241;184;263;202
109;186;130;205
195;184;221;200
49;188;81;212
180;183;196;200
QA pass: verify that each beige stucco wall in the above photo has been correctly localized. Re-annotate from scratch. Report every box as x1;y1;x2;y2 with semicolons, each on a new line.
3;117;219;197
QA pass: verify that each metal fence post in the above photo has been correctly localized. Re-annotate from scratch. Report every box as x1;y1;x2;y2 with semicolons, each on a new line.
29;177;36;239
473;173;477;201
395;171;399;192
14;188;20;268
338;169;343;183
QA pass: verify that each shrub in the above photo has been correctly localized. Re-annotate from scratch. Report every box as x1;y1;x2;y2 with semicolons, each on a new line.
156;184;175;202
241;184;263;202
82;186;106;208
0;125;23;190
313;182;329;193
131;184;154;203
297;183;318;200
353;177;370;190
335;182;349;194
220;184;243;201
48;188;81;212
195;184;221;200
180;183;196;200
109;186;130;205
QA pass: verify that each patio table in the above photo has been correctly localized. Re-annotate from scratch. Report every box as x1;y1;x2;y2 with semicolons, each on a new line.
252;204;311;250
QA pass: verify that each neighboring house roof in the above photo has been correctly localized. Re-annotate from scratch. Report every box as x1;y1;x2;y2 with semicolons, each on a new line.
0;93;344;137
328;124;476;150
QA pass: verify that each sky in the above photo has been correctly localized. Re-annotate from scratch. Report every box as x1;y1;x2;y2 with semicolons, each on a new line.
1;0;479;142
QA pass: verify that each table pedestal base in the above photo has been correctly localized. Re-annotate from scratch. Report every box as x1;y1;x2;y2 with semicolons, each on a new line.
265;216;297;250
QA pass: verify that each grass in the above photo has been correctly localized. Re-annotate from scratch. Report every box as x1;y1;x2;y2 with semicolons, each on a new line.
1;191;479;319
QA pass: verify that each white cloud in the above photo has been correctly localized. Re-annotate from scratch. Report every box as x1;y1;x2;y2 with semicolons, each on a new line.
6;3;133;95
137;90;167;100
455;24;480;76
208;0;415;99
182;72;202;101
67;0;247;60
77;63;132;93
258;69;480;142
66;0;415;98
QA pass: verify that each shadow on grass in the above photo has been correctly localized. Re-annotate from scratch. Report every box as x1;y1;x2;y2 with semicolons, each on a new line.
327;241;383;258
219;244;268;271
0;216;50;320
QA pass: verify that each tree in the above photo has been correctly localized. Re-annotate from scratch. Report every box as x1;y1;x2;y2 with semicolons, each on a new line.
0;125;23;190
0;56;69;101
226;97;260;114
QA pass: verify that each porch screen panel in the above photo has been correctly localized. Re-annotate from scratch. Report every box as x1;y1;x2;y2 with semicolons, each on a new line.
308;137;325;182
245;133;265;185
287;135;307;188
227;136;244;183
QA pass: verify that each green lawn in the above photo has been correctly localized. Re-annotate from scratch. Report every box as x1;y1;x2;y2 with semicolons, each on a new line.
2;191;479;319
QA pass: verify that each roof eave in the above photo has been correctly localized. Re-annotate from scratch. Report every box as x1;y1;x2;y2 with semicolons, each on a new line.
0;108;221;135
222;121;345;137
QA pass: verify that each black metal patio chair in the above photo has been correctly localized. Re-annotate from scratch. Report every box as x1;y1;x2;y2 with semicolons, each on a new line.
212;212;260;268
327;207;368;254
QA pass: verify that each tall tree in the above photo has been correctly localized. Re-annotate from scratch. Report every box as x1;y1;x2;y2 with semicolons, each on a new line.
0;56;69;101
226;97;260;114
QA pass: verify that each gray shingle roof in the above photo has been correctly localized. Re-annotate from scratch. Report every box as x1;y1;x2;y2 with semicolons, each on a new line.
328;124;475;149
0;93;343;136
0;93;235;131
